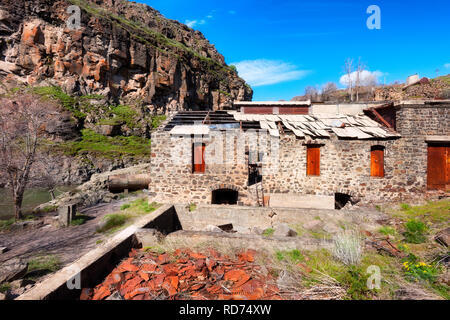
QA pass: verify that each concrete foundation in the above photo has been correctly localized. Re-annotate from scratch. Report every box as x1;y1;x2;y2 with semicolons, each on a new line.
267;194;334;209
16;203;384;300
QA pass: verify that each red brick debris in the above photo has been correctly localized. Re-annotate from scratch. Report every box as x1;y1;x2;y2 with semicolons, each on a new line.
81;248;282;300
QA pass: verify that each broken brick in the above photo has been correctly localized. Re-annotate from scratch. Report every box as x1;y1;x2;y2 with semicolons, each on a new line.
118;261;139;272
92;286;111;300
81;248;282;301
157;253;171;264
138;271;150;281
80;288;93;301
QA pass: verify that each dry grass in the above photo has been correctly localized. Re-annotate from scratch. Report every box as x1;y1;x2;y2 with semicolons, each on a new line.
332;230;363;266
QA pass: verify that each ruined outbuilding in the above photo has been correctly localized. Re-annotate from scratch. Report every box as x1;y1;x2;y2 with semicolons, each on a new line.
149;100;449;208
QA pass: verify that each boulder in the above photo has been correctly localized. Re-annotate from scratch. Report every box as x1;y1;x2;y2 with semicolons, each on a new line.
394;285;442;300
435;227;450;247
0;292;6;301
0;247;8;254
303;220;323;231
322;223;341;234
203;225;224;233
273;223;297;237
0;258;28;283
135;228;164;247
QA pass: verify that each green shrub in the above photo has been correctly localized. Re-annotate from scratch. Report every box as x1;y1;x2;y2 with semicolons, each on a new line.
402;255;438;282
120;204;131;210
70;215;90;226
378;226;396;236
97;214;128;233
275;249;304;263
337;266;373;300
32;86;85;119
263;228;275;237
110;105;140;128
0;283;11;293
403;219;428;243
151;115;167;129
400;203;412;211
189;203;197;212
62;129;151;158
0;218;15;230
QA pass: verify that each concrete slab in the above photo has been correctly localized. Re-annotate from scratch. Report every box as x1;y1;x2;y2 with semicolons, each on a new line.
162;230;333;252
268;194;334;210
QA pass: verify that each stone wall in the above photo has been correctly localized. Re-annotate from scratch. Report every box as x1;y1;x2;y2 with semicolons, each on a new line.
149;130;255;205
149;103;449;206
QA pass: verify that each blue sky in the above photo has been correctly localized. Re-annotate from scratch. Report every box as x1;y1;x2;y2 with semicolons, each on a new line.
142;0;450;101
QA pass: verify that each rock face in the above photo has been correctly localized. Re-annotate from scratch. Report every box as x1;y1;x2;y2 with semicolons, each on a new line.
0;258;28;283
35;163;152;210
0;0;252;112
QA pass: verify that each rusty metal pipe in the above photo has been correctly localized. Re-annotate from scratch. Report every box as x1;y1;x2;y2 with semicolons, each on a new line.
108;174;151;193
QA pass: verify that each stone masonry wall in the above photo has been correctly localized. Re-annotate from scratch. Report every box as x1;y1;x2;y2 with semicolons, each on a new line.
149;103;449;206
149;130;256;205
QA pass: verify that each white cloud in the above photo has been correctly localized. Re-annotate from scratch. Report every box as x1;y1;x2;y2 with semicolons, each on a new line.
231;59;310;87
185;19;206;28
228;10;237;15
444;63;450;69
340;70;385;86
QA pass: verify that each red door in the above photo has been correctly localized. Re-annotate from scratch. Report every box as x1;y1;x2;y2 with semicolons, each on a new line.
193;144;205;173
427;144;449;190
371;146;385;177
307;146;320;176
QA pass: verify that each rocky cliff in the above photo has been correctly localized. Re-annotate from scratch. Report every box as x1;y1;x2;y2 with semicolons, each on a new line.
0;0;252;112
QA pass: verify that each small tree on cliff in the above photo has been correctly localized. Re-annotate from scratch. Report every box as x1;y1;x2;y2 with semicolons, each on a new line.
0;94;55;221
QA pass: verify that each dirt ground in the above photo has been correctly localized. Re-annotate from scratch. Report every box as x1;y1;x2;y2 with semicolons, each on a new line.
0;197;137;266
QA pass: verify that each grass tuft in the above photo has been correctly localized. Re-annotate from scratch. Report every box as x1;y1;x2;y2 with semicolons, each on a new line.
27;255;61;279
262;228;275;237
332;230;363;266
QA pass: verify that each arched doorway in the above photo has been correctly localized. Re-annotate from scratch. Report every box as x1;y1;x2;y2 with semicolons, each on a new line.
211;189;238;205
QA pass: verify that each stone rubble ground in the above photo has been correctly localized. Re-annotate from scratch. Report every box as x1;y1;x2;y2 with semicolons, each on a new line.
82;248;283;301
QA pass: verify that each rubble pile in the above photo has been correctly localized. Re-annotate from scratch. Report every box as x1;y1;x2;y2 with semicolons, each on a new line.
81;248;282;300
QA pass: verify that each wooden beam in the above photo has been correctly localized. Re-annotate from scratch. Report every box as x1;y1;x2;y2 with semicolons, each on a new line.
370;108;393;129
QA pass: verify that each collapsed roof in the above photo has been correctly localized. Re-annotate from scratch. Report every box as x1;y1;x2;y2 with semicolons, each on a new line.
163;110;400;140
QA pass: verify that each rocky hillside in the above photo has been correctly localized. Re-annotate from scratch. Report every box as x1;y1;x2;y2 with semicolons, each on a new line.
0;0;252;112
374;75;450;101
0;0;253;186
292;75;450;103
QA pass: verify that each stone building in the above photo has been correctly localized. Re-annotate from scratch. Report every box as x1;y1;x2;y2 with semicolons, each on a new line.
149;100;449;208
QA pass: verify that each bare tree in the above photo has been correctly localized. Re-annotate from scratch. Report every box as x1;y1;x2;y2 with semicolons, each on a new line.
355;57;366;102
0;94;56;220
304;86;320;102
344;58;354;102
321;82;338;101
